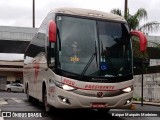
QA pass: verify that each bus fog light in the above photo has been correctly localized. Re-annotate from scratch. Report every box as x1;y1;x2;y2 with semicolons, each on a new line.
125;98;132;105
59;96;70;104
62;98;67;102
127;100;131;104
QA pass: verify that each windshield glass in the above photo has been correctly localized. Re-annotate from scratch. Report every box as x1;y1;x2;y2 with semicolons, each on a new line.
57;16;132;79
57;16;99;75
98;21;132;77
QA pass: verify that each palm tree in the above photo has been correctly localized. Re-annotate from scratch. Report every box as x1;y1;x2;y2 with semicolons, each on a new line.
111;8;151;65
110;8;160;34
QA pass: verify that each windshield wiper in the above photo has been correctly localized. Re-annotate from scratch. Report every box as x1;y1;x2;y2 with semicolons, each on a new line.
57;28;61;51
80;41;98;79
95;41;98;67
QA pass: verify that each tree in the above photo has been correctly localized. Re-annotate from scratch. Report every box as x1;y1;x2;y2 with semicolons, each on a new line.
110;8;160;34
111;8;151;69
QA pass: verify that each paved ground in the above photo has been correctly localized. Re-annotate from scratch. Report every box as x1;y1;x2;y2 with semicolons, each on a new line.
0;92;160;120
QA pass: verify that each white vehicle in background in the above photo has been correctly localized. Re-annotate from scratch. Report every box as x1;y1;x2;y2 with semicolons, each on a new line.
5;83;24;93
23;8;147;112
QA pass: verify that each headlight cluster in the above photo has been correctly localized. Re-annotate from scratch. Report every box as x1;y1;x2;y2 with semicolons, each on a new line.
122;86;133;93
53;80;76;91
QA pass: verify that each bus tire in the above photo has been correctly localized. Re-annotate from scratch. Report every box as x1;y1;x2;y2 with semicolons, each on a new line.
33;98;39;106
43;85;50;112
26;84;32;102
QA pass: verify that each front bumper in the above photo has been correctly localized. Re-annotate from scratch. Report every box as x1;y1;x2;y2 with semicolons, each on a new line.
48;87;133;109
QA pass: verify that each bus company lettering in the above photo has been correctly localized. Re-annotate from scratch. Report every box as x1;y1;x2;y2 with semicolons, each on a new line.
85;85;114;90
63;79;75;86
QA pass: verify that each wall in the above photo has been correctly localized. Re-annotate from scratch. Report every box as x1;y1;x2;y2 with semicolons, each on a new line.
133;73;160;101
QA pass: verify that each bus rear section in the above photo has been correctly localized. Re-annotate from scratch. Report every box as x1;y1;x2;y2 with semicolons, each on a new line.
23;8;147;112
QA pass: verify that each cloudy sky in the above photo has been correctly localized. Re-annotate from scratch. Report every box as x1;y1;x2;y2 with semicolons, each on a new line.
0;0;160;60
0;0;159;32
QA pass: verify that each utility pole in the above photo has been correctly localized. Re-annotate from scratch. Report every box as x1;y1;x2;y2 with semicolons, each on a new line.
33;0;35;28
124;0;128;19
141;61;144;106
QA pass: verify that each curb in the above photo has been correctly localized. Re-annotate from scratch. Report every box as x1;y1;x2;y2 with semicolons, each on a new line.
133;101;160;106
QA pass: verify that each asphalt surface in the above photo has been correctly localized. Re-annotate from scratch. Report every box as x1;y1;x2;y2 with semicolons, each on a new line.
0;92;160;120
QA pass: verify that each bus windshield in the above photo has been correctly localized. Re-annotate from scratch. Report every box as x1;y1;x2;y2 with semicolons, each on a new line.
57;16;132;80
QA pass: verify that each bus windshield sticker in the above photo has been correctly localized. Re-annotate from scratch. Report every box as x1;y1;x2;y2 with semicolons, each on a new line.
70;56;80;62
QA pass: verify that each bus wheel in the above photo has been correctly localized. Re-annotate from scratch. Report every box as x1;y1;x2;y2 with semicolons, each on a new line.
43;88;50;112
26;87;32;102
97;109;110;114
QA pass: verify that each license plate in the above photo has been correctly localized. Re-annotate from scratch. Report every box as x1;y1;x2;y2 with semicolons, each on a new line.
91;103;106;108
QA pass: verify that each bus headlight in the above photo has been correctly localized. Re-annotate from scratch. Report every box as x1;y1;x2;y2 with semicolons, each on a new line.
122;86;133;93
54;80;76;91
62;85;75;91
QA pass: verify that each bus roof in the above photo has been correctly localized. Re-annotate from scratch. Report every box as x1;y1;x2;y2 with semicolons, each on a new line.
51;7;126;22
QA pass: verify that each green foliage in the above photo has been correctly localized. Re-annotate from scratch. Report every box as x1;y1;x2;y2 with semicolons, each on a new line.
110;8;160;34
133;97;142;101
139;22;160;34
110;8;122;16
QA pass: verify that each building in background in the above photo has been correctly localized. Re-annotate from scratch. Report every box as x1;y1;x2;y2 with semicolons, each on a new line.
0;60;23;90
0;26;37;90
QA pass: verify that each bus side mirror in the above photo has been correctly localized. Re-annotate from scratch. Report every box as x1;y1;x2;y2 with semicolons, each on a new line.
130;30;147;52
49;20;57;43
130;30;148;67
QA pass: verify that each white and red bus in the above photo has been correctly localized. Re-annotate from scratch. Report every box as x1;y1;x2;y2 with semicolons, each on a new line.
23;8;147;112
